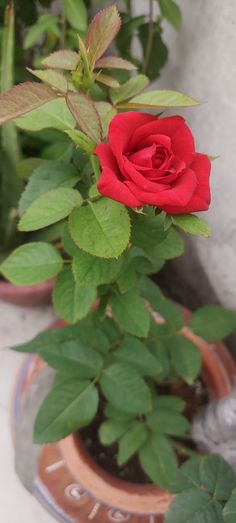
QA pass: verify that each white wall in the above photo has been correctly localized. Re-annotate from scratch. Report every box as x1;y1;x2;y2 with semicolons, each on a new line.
135;0;236;309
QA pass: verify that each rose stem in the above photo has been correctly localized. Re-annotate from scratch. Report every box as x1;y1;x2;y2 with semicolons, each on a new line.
142;0;154;75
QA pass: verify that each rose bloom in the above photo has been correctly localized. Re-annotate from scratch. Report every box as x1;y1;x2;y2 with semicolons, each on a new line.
95;112;211;214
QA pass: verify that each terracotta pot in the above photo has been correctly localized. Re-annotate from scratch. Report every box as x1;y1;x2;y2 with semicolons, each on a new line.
0;278;55;306
12;312;236;523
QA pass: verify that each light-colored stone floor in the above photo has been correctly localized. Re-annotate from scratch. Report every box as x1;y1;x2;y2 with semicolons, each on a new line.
0;299;56;523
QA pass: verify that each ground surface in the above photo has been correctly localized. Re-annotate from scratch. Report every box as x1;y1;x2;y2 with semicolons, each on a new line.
0;299;56;523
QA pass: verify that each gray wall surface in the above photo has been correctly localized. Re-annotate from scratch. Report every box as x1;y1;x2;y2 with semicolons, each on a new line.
134;0;236;309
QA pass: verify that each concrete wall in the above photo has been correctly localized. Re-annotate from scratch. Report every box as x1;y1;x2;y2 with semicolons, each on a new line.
133;0;236;309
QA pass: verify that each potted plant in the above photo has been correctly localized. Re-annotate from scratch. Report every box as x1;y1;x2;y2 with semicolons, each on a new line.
0;2;57;306
1;4;236;521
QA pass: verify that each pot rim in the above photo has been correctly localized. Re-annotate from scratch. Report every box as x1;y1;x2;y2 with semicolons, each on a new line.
58;312;236;515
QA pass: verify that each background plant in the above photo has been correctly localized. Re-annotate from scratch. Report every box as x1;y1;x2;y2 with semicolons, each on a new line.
0;3;235;492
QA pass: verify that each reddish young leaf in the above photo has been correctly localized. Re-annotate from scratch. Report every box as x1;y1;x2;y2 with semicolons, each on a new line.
42;50;79;70
95;56;136;71
27;68;68;93
66;92;102;143
0;82;57;125
96;73;120;88
86;5;121;67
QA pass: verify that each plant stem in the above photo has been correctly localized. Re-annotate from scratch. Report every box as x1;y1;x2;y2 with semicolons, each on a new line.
126;0;132;18
142;0;154;75
90;154;100;182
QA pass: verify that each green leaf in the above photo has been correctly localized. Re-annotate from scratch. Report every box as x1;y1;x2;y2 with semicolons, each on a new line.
27;68;68;92
34;378;98;443
200;455;236;501
52;267;96;324
18;187;82;231
138;276;184;330
146;227;184;259
170;456;201;493
139;434;177;488
0;242;63;285
64;0;87;31
19;161;79;215
104;404;134;423
38;338;103;379
109;290;150;338
100;363;152;414
189;306;236;342
97;73;120;89
114;336;162;376
99;420;131;445
42;50;79;70
110;74;149;104
122;89;199;109
172;215;211;237
62;222;78;256
165;490;224;523
15;98;76;132
131;212;167;249
154;395;185;413
65;129;96;154
223;487;236;523
131;248;165;275
118;423;147;466
139;23;168;81
69;198;130;259
146;408;189;436
72;249;123;286
0;82;56;125
86;5;121;66
24;14;60;49
170;336;201;383
116;260;137;293
66;92;102;143
158;0;182;30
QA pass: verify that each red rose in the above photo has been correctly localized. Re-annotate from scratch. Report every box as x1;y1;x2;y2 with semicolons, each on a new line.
95;112;211;214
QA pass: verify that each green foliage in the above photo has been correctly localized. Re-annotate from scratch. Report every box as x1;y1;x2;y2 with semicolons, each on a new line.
110;74;149;105
100;363;152;415
24;14;60;49
118;423;147;466
122;90;199;109
52;267;96;324
34;377;99;443
139;23;168;81
166;455;236;523
72;249;123;286
64;0;88;32
139;434;178;489
189;306;236;342
172;214;211;237
15;98;76;132
19;161;79;215
114;336;162;377
109;290;150;338
18;187;82;231
158;0;182;31
0;242;63;285
69;198;130;259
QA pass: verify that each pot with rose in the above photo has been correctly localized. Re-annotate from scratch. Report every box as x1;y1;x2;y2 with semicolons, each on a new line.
1;5;236;523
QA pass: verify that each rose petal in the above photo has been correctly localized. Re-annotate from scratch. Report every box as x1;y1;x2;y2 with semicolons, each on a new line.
129;144;156;168
129;116;195;166
96;143;141;207
109;112;156;159
123;157;167;193
125;167;197;208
